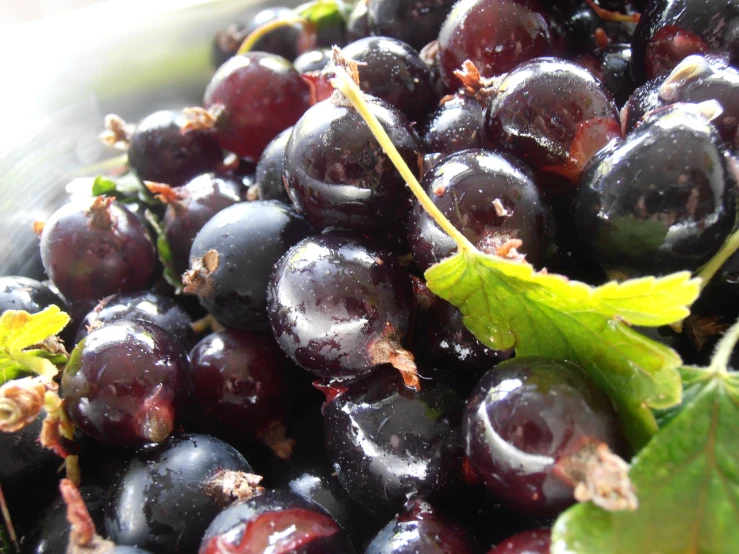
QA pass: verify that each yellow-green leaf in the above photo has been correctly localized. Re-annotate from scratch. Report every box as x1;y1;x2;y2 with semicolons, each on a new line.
552;367;739;554
425;250;700;447
0;307;70;384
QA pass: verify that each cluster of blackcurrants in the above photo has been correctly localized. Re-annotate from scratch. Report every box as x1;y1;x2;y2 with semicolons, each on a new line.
2;0;739;552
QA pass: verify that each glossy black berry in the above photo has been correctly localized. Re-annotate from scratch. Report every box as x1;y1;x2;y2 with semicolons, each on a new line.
330;37;436;123
0;276;67;315
463;357;624;516
268;233;415;384
149;173;244;276
75;291;194;349
283;97;422;235
105;434;257;554
437;0;555;88
199;490;355;554
365;497;480;554
631;0;739;82
62;320;191;447
575;44;636;107
324;367;466;518
255;127;292;202
244;7;312;61
188;329;295;458
488;529;551;554
368;0;455;51
408;150;555;271
184;201;312;329
421;93;486;155
294;48;333;73
127;110;223;188
414;293;513;381
576;103;738;278
485;57;621;188
40;197;156;307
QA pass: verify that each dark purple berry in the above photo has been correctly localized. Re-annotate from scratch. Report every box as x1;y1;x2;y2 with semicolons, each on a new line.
463;357;624;516
487;529;551;554
368;0;456;51
105;434;258;554
204;52;311;160
75;291;195;350
62;320;190;447
256;127;292;202
576;102;737;278
421;93;486;154
268;233;417;386
408;149;555;271
283;97;422;235
324;367;466;518
40;197;156;307
199;490;355;554
127;110;223;188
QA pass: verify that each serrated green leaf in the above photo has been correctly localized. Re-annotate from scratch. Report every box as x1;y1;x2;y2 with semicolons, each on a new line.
0;307;70;385
425;250;700;447
551;367;739;554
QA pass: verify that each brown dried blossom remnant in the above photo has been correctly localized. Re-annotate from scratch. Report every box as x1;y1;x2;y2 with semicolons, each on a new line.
369;323;420;391
259;421;296;460
61;478;117;554
555;440;638;512
409;275;436;310
182;105;224;133
0;376;48;432
144;181;186;206
453;60;501;101
182;249;220;297
204;470;265;508
99;114;133;150
87;196;115;231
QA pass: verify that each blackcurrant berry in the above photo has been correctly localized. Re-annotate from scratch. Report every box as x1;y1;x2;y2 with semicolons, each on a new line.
408;149;555;271
40;197;156;308
368;0;456;51
183;201;312;329
421;93;486;155
268;232;418;387
255;127;292;202
127;110;223;188
463;357;624;516
204;52;311;160
105;434;260;554
62;320;191;447
576;102;737;278
189;329;295;459
324;367;466;518
283;96;422;235
199;489;355;553
485;57;621;188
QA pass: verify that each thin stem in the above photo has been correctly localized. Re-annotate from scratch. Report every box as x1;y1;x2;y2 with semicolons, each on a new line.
330;66;475;254
708;318;739;375
696;227;739;291
237;16;309;55
0;484;18;552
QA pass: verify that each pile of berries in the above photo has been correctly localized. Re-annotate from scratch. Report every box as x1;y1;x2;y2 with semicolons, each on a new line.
2;0;739;552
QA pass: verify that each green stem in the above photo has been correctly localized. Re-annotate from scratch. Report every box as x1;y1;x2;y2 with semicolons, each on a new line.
237;16;310;55
708;317;739;375
696;227;739;291
330;66;475;254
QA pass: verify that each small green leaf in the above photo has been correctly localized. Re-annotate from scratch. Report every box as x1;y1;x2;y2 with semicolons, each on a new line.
296;0;353;23
0;307;70;385
91;175;118;196
145;210;182;292
425;250;700;447
552;366;739;554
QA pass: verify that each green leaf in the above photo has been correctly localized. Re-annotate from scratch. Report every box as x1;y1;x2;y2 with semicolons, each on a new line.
0;307;70;385
296;0;353;25
424;250;700;447
144;210;182;292
551;366;739;554
91;175;118;196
